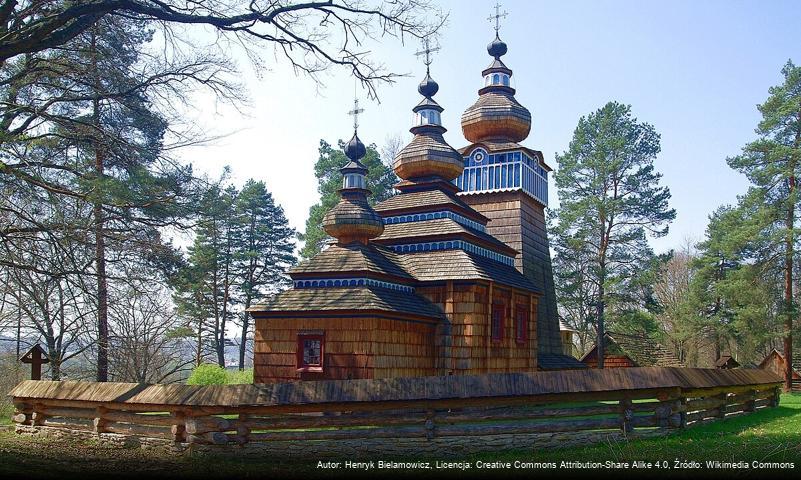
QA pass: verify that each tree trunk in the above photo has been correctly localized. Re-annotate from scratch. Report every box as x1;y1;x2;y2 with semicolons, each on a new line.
90;26;109;382
239;214;257;371
46;341;60;381
195;320;203;367
239;310;249;371
784;176;796;391
596;283;605;369
786;102;801;392
94;186;108;382
596;214;608;369
16;283;21;359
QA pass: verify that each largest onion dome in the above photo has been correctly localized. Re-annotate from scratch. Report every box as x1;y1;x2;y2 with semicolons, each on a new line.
322;132;384;244
461;34;531;144
392;68;463;182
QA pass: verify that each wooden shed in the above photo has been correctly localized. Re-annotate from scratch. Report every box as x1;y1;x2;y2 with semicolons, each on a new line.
580;331;684;369
714;354;740;369
758;349;801;389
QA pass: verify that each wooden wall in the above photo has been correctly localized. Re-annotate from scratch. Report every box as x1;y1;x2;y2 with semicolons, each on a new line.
253;281;540;383
461;190;562;356
253;316;437;383
417;281;537;375
760;352;801;381
581;348;637;369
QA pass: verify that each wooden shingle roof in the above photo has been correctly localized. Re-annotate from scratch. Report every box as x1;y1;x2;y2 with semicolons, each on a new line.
247;286;443;320
290;243;412;281
537;353;586;370
461;91;531;144
392;130;464;182
715;355;740;368
398;249;538;292
760;349;801;373
613;332;683;367
593;331;684;367
374;189;486;221
374;218;517;255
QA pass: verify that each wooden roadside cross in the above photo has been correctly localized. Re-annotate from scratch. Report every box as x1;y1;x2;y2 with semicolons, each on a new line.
20;344;49;380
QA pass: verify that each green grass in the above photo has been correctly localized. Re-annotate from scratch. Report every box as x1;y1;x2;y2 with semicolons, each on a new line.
0;394;798;479
478;393;801;464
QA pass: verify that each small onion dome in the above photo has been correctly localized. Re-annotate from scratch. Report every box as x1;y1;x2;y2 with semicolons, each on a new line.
418;73;439;97
487;35;508;59
344;131;367;161
322;194;384;244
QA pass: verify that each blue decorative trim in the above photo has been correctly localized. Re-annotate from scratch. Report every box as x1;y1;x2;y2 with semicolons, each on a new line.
388;240;515;266
294;278;414;293
383;210;486;232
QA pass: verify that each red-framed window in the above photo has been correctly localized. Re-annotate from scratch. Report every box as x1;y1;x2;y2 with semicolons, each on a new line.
515;305;529;345
491;303;505;342
296;333;325;373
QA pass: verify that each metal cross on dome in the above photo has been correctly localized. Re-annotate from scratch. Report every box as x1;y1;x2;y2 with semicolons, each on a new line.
348;97;364;132
415;36;440;71
487;2;508;34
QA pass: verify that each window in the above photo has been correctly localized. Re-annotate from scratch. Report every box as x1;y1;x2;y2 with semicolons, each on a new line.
491;304;505;342
343;174;364;189
416;109;441;126
515;306;528;345
297;333;324;372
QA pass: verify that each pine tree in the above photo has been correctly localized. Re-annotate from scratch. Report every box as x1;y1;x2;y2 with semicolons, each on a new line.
726;60;801;390
690;206;747;362
232;180;296;370
690;202;785;366
45;17;194;380
300;139;396;259
174;185;238;367
552;101;675;367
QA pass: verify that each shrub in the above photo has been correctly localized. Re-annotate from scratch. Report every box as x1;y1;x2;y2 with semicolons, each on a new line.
186;363;228;385
226;368;253;384
0;354;26;424
186;364;254;385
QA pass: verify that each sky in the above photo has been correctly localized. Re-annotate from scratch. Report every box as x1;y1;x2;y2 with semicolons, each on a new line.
176;0;801;254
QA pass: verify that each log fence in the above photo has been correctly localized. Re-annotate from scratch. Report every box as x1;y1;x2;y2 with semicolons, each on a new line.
8;367;784;455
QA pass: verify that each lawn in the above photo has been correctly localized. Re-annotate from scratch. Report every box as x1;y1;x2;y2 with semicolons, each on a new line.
0;394;798;479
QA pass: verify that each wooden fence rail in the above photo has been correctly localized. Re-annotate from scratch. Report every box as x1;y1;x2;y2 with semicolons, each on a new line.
7;367;783;456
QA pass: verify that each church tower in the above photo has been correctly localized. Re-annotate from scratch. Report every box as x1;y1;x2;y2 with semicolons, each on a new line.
455;17;566;364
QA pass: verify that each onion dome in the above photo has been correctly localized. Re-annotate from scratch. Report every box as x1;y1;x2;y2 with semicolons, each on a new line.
393;67;463;182
487;36;508;58
461;34;531;144
344;131;366;161
322;131;384;244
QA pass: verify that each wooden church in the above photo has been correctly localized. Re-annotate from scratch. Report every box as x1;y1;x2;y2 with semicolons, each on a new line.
248;25;585;383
